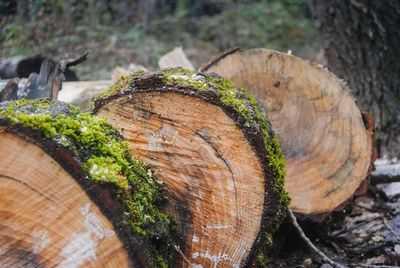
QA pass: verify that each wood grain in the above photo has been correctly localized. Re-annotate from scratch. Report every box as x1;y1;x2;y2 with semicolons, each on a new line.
58;80;113;109
0;127;131;267
97;91;265;267
201;48;373;217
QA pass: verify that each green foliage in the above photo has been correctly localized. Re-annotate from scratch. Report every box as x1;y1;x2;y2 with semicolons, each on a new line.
0;99;177;267
196;0;317;51
1;24;30;56
1;0;318;80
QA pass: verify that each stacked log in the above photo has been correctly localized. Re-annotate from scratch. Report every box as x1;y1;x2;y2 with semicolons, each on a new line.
200;48;376;220
0;99;176;267
0;48;377;267
91;69;289;266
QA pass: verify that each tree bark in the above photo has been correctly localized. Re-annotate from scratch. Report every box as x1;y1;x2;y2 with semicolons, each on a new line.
0;55;79;81
0;99;177;267
201;48;375;221
307;0;400;159
92;69;288;267
0;59;62;101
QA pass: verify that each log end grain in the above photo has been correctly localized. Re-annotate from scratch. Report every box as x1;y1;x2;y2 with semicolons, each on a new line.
0;99;178;267
201;48;374;219
92;68;290;266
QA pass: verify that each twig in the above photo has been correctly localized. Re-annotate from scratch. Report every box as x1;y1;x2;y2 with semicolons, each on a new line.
358;265;398;268
287;206;348;268
383;218;400;241
59;52;89;74
369;174;400;185
174;245;193;265
65;51;89;68
345;242;386;255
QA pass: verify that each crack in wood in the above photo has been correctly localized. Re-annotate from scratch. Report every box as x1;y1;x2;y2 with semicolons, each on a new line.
132;106;174;123
194;131;240;229
0;173;55;203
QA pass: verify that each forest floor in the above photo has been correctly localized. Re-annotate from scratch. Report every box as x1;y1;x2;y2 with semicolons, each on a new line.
268;180;400;267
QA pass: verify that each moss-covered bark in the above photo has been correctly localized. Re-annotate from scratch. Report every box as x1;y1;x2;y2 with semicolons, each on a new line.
0;99;178;267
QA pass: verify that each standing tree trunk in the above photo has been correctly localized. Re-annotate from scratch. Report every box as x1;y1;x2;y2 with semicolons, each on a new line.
307;0;400;158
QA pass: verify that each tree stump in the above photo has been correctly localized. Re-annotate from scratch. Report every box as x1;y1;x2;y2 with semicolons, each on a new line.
0;99;177;267
92;69;289;267
201;48;375;220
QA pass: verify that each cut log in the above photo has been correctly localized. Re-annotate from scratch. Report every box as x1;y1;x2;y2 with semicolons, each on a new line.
112;65;148;83
0;55;80;81
200;48;375;220
58;80;113;109
0;99;177;267
0;53;88;102
158;47;195;71
0;59;62;101
92;69;289;267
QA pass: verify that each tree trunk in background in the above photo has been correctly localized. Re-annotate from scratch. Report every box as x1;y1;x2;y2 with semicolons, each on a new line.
308;0;400;158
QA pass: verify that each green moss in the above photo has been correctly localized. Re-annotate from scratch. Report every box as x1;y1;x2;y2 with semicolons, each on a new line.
160;69;290;262
257;251;266;266
124;68;291;221
92;70;152;107
257;233;272;265
160;68;255;124
160;68;290;220
0;99;176;267
93;74;135;105
91;68;290;264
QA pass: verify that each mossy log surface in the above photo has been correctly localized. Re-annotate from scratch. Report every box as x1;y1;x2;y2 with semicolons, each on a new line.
201;48;375;220
92;69;289;267
0;99;177;267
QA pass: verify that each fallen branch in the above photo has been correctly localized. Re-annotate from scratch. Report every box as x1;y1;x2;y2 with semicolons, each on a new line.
287;206;348;268
0;52;89;101
370;160;400;185
358;265;398;268
369;175;400;185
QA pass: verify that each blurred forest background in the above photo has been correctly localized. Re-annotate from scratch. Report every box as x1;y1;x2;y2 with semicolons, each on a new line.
0;0;320;80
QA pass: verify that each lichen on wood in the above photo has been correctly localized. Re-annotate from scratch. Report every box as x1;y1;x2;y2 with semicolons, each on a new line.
0;98;177;267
